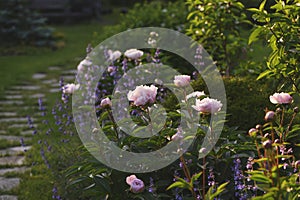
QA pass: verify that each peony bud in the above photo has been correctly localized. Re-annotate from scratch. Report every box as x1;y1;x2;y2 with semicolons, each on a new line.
293;107;299;113
255;124;262;130
263;140;272;149
264;111;275;121
100;97;112;108
248;128;257;137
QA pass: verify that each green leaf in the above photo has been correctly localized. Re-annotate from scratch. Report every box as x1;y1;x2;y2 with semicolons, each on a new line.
251;174;272;184
257;70;273;80
259;0;267;11
247;8;261;13
191;172;202;184
209;182;229;199
166;180;191;191
248;26;264;45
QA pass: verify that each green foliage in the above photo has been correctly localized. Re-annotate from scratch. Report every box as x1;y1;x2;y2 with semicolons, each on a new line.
245;101;300;199
186;0;249;76
95;0;188;42
0;0;57;47
248;0;300;93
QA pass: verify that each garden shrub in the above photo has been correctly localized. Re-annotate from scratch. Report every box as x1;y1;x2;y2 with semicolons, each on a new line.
185;0;249;76
0;0;57;48
94;0;188;43
248;0;300;94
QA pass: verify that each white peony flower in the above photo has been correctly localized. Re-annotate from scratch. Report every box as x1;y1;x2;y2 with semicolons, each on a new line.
186;91;206;100
107;50;122;62
62;83;79;94
192;97;222;114
174;75;191;87
128;85;158;106
77;58;92;72
124;49;144;60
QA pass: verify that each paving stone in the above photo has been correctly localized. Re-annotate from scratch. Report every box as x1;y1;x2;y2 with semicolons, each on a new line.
0;177;20;191
62;69;77;75
42;79;58;85
0;118;28;123
20;130;34;136
11;85;41;91
50;83;60;88
0;195;18;200
0;146;31;156
29;93;45;99
0;167;29;176
0;101;24;106
8;124;33;129
32;73;46;79
62;75;75;81
0;135;30;142
4;91;21;95
0;156;25;166
4;95;22;100
48;66;61;71
0;112;17;117
49;88;61;93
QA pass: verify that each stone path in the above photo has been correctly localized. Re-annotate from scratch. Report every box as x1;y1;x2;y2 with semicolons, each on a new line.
0;66;76;199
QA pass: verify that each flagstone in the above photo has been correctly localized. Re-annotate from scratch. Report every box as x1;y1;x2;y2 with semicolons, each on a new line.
0;146;31;156
32;73;46;79
0;118;28;123
0;195;18;200
4;95;22;100
0;101;24;106
0;177;20;191
0;156;25;166
0;167;29;176
11;85;41;91
0;112;17;117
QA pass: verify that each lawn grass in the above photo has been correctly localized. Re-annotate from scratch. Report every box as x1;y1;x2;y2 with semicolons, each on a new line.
0;9;122;97
0;22;99;96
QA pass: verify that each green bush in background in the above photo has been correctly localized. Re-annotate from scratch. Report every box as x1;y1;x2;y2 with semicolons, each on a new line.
0;0;56;48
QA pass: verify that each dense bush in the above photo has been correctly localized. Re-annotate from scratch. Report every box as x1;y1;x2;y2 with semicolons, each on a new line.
248;0;300;95
185;0;249;76
0;0;57;47
94;0;188;43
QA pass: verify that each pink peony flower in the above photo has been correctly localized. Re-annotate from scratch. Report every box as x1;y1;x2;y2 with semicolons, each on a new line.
269;92;293;104
107;50;122;62
192;97;222;114
130;178;145;193
126;175;145;194
126;175;137;185
124;49;144;60
174;75;191;87
127;85;158;106
100;97;112;107
62;83;79;94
